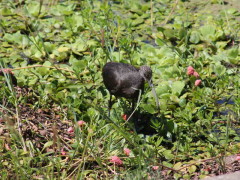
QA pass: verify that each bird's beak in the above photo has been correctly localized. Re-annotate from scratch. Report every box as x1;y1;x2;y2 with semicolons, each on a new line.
148;79;160;113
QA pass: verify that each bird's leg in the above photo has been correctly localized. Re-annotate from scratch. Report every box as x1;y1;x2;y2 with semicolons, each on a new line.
131;98;135;113
108;94;112;117
131;98;140;132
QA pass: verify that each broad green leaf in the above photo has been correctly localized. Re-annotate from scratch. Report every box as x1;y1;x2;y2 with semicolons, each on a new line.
200;25;216;41
170;95;179;103
58;46;70;53
171;81;185;96
44;42;56;53
173;162;182;170
132;18;144;27
51;4;76;16
213;63;226;76
142;104;155;114
162;161;173;168
1;7;13;16
156;83;170;95
163;150;174;160
157;27;165;32
227;48;239;64
179;98;186;107
226;8;239;15
164;29;177;39
26;1;41;17
3;31;26;45
228;48;239;58
88;107;97;118
190;31;200;44
37;61;51;76
188;165;197;173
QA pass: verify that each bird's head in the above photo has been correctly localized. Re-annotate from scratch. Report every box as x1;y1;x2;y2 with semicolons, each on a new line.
139;65;160;112
139;65;152;83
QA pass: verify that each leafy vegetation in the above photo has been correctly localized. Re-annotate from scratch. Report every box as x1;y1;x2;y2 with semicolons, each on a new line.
0;0;239;179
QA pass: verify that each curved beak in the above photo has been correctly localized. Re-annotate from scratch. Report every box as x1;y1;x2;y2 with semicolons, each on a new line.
148;79;160;113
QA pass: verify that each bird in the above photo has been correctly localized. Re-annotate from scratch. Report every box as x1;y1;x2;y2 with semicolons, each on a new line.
102;62;160;116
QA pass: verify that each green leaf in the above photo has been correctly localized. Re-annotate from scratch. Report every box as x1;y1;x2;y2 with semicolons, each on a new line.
156;83;170;95
190;31;200;44
213;63;226;76
179;98;186;107
164;29;177;39
157;27;165;32
1;7;13;16
170;95;179;103
173;162;182;170
163;150;174;160
87;107;97;118
226;8;239;15
44;42;56;53
200;25;216;41
132;18;144;27
171;81;185;96
155;38;165;46
3;31;26;45
142;104;155;114
51;4;76;16
227;48;239;64
26;1;41;17
37;61;52;76
188;165;197;173
42;141;53;151
162;161;173;168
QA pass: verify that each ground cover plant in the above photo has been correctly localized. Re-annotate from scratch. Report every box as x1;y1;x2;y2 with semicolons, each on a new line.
0;0;239;179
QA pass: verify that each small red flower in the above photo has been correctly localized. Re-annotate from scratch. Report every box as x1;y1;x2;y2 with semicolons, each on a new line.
195;79;202;86
152;166;159;171
110;156;123;165
67;126;74;133
122;114;127;121
124;148;131;156
236;155;240;161
193;71;200;78
61;149;67;155
187;66;195;75
1;68;14;74
77;120;86;127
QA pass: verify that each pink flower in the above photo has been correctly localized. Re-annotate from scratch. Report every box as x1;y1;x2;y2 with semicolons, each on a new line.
1;68;14;74
187;66;195;75
195;79;202;86
61;149;67;155
110;156;123;165
67;126;74;133
77;120;86;127
236;155;240;161
193;71;200;78
152;166;159;171
122;114;128;121
124;148;131;156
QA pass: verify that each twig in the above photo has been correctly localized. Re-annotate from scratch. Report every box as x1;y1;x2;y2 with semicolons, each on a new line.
177;154;223;171
162;0;179;26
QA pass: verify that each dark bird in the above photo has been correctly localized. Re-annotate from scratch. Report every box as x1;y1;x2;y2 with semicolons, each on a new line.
102;62;160;116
